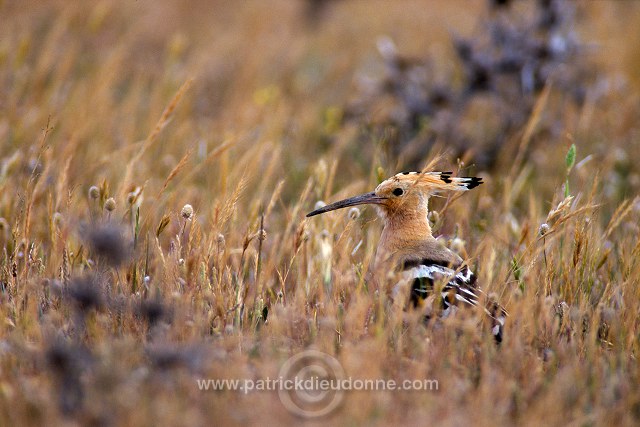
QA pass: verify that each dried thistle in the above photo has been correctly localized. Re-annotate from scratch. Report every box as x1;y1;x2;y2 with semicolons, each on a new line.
68;275;104;312
136;298;170;328
83;223;130;267
45;338;89;415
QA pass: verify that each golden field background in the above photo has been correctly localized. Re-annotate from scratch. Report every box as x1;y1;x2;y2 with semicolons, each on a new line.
1;0;640;425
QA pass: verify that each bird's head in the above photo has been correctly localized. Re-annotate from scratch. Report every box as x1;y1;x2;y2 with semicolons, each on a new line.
306;171;482;220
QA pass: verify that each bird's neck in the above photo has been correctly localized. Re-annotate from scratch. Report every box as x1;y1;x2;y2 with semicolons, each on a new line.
382;209;433;241
375;209;435;265
373;206;463;270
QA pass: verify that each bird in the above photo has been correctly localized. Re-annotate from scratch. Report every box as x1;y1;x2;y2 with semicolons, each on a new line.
306;170;506;342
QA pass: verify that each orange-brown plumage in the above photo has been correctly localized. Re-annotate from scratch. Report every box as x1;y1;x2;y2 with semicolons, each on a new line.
307;171;482;269
307;170;506;342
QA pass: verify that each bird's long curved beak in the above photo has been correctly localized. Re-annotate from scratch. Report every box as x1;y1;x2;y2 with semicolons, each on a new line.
306;192;385;217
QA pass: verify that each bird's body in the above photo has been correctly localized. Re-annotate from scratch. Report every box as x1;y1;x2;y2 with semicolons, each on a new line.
307;171;505;341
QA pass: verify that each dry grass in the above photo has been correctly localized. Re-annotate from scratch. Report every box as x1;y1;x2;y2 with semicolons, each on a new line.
1;1;640;425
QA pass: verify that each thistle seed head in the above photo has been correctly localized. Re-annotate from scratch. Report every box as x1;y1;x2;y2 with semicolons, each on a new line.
539;223;550;236
348;207;360;220
104;197;116;212
52;212;64;228
427;210;440;226
181;204;194;220
88;186;100;200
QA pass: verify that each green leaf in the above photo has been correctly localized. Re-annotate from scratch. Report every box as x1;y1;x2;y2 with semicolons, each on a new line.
565;144;576;171
565;144;576;197
511;257;524;292
134;207;140;248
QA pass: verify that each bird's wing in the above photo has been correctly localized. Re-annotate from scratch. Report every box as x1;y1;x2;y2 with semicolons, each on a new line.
402;261;480;309
400;259;506;342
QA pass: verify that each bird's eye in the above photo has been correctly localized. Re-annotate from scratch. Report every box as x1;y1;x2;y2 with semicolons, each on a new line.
392;188;404;196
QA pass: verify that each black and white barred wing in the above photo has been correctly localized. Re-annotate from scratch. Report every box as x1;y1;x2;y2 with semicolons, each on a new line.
401;262;480;309
394;260;506;342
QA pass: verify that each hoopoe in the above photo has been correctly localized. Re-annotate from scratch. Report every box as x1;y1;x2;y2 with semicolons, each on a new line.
307;171;506;342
